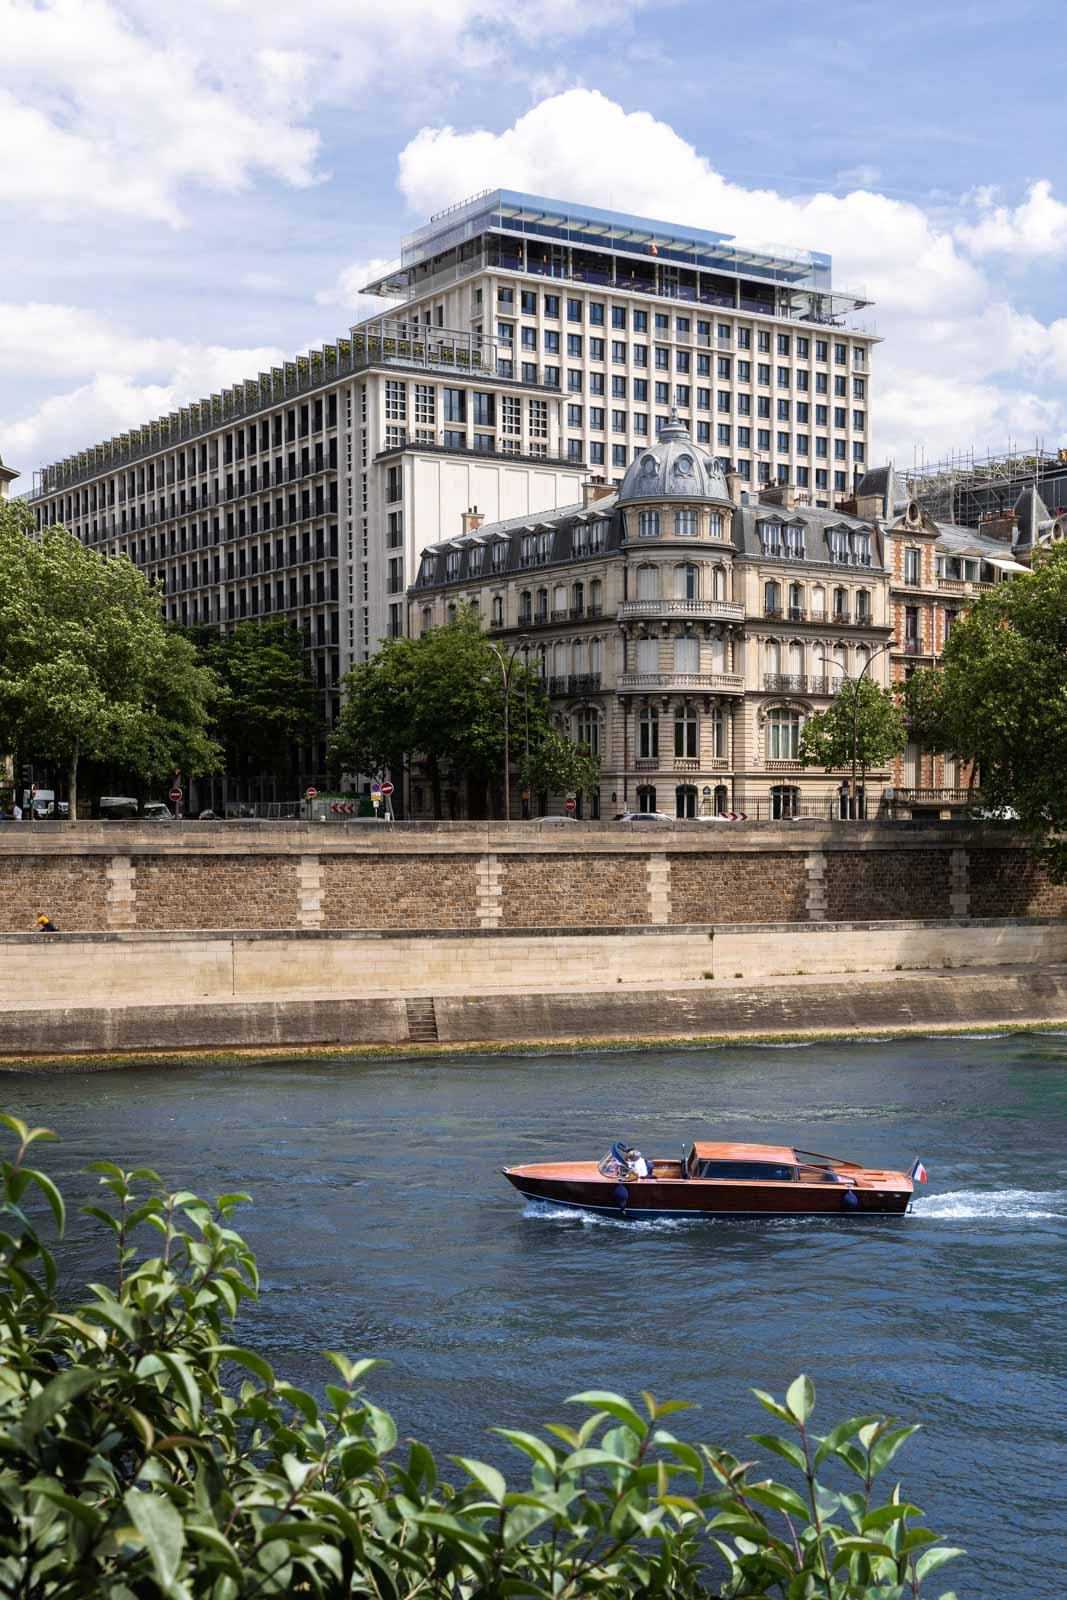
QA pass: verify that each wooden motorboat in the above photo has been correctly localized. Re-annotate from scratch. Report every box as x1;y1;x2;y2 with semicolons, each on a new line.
502;1141;916;1218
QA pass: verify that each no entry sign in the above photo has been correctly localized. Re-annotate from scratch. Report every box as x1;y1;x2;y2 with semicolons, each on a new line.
306;786;318;799
169;787;183;802
381;782;394;797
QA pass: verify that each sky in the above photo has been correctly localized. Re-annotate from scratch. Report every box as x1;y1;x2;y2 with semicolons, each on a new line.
5;0;1067;489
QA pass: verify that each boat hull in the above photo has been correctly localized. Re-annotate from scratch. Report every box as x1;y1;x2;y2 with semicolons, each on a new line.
504;1168;911;1218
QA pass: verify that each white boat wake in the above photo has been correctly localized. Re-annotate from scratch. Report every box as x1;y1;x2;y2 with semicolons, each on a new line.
910;1187;1067;1221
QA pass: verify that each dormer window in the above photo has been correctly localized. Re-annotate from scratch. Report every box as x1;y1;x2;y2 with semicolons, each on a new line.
783;523;806;560
491;540;507;571
589;519;606;553
827;528;849;564
521;533;536;566
419;556;435;582
468;547;483;576
759;519;782;557
573;524;588;557
445;551;460;580
537;530;553;562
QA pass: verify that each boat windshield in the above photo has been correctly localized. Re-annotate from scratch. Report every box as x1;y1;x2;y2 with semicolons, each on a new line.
694;1160;797;1181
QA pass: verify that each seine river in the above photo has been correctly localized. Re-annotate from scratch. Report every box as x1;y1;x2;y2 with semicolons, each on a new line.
6;1035;1067;1598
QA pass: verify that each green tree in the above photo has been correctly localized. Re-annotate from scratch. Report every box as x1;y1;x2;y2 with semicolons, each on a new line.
189;621;323;790
903;545;1067;870
799;677;907;803
0;504;220;818
522;728;601;804
330;610;554;816
0;1114;963;1599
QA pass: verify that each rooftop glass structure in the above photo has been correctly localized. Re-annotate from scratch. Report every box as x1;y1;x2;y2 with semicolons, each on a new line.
362;189;869;319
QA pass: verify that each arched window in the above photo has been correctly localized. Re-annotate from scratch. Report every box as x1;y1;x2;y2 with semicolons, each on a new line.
764;579;781;616
856;588;871;623
572;639;585;674
833;586;848;620
637;785;658;813
447;602;457;622
811;583;825;619
421;605;432;635
636;564;660;600
834;642;847;673
492;595;503;625
576;709;599;754
711;706;726;759
639;707;659;759
553;641;567;675
553;584;566;614
771;784;800;819
637;636;659;672
675;784;697;818
677;562;699;600
855;643;870;673
713;783;729;815
518;589;532;623
674;705;698;758
572;580;584;614
674;634;699;673
590;577;603;612
766;707;801;760
765;639;781;676
710;633;726;671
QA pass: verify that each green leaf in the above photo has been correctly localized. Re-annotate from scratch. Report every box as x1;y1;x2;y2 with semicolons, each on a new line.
20;1368;99;1437
869;1424;920;1477
156;1353;202;1427
915;1546;965;1582
750;1433;808;1473
752;1388;796;1426
746;1481;811;1521
207;1344;274;1385
786;1375;815;1425
452;1457;506;1505
125;1488;185;1588
491;1428;558;1471
276;1383;318;1424
567;1390;646;1436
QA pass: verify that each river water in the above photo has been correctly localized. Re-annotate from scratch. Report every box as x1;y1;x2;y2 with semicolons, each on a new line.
5;1034;1066;1597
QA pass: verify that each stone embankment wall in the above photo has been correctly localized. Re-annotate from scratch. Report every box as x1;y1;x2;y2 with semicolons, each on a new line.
1;821;1065;932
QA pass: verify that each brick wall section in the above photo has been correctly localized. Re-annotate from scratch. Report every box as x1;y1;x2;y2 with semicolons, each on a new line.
823;849;952;920
0;857;110;931
668;852;808;924
321;856;480;929
968;849;1067;918
501;854;650;927
136;854;299;929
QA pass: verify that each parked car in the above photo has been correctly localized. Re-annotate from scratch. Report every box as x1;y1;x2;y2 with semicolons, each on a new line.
615;810;674;823
99;795;139;820
197;809;219;820
142;802;173;822
535;814;579;824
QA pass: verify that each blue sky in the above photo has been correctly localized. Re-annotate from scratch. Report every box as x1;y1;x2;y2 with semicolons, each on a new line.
4;0;1067;483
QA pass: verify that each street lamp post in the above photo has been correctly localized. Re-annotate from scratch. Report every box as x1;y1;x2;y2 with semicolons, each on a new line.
819;641;894;819
484;636;529;823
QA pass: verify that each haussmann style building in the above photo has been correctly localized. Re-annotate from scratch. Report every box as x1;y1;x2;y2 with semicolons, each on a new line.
409;414;896;821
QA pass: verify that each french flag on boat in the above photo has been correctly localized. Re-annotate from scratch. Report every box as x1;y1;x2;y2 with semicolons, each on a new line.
910;1159;928;1184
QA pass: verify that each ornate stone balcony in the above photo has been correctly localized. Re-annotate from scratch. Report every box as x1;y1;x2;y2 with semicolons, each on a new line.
618;598;744;624
617;670;744;695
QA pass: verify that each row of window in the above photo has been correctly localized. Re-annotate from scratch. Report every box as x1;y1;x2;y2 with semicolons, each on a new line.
758;525;872;565
635;705;729;760
493;289;866;369
763;579;873;621
564;392;861;422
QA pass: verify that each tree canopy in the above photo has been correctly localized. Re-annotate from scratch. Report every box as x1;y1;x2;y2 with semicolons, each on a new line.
187;621;323;784
799;676;907;789
903;544;1067;872
329;610;598;815
0;1111;962;1599
0;503;220;818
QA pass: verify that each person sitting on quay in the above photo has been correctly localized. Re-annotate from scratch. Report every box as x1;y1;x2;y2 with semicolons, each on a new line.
34;913;58;933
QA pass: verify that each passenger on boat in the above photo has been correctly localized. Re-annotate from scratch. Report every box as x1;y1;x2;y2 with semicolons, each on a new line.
627;1148;651;1178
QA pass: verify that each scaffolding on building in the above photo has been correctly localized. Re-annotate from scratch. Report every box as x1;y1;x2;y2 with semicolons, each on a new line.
905;440;1067;528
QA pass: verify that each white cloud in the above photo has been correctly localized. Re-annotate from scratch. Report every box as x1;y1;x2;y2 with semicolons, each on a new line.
956;179;1067;260
315;259;403;322
0;0;647;228
395;89;1067;463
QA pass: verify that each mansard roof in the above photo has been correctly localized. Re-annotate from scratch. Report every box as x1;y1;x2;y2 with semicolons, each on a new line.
736;501;887;569
412;494;623;590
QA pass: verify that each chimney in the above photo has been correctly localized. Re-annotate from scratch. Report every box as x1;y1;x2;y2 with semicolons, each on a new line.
581;475;614;509
725;468;743;506
461;504;484;535
758;481;795;511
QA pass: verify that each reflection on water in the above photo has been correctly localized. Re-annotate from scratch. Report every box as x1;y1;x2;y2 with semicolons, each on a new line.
4;1033;1067;1600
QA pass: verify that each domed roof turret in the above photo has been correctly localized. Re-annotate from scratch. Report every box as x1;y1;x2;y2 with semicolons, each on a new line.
618;411;732;507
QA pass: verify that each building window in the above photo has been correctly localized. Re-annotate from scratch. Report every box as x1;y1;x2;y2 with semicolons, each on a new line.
637;785;658;814
771;784;800;819
767;708;801;760
678;563;699;600
492;595;503;625
675;706;698;758
904;547;920;585
528;399;548;440
385;380;407;421
639;708;659;759
576;710;599;755
638;510;660;538
675;509;697;536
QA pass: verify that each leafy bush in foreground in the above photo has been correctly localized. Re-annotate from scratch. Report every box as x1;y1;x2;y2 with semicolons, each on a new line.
0;1115;961;1598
